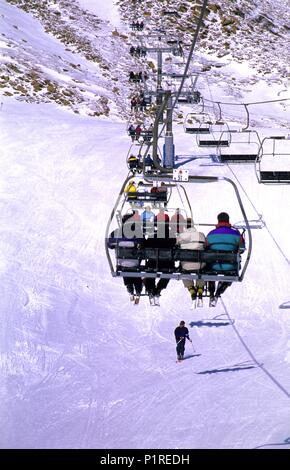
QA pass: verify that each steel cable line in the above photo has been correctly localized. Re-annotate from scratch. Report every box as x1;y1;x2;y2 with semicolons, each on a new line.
170;0;209;114
142;0;210;173
221;298;290;400
226;164;290;266
203;97;290;106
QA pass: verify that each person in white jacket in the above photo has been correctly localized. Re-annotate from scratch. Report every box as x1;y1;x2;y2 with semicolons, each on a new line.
176;218;206;301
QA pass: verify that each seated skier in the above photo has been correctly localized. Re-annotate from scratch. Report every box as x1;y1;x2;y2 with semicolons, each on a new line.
206;212;245;306
176;218;206;306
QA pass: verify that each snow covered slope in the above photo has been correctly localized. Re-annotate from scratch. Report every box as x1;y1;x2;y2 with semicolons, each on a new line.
0;1;129;118
1;0;289;120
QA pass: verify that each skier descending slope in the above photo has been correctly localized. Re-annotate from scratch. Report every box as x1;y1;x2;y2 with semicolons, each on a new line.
174;321;192;361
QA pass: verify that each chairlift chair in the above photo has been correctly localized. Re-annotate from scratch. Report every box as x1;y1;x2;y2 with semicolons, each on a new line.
197;121;231;148
126;143;146;174
183;112;211;134
162;11;181;18
255;135;290;184
177;90;195;104
219;130;261;163
105;175;252;285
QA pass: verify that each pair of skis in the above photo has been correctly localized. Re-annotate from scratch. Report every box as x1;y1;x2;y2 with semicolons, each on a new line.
191;297;203;309
191;297;218;308
209;297;218;307
149;295;160;306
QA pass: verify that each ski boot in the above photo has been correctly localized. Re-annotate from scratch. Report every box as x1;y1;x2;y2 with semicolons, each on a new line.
197;287;204;307
189;287;197;300
153;292;160;306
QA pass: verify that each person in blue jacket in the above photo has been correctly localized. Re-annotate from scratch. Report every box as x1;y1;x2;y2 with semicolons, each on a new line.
174;321;192;360
141;205;155;236
206;212;245;305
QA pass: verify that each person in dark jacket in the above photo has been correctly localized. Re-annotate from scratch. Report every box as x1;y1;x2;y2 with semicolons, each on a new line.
128;124;136;141
206;212;245;305
143;216;176;302
174;321;192;360
144;154;154;172
127;154;141;173
108;213;143;304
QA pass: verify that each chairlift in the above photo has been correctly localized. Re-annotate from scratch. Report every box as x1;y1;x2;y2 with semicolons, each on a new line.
127;139;162;175
105;175;252;285
255;135;290;184
219;130;261;163
233;213;265;230
162;10;181;18
177;92;193;104
127;122;143;142
177;89;200;105
126;143;146;174
143;92;152;106
197;121;231;148
172;45;183;57
183;112;211;134
167;39;183;46
130;22;138;31
140;128;153;143
130;21;144;32
163;72;186;80
152;28;167;35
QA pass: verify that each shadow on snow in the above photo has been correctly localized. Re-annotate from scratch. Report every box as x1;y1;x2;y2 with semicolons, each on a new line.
195;360;262;375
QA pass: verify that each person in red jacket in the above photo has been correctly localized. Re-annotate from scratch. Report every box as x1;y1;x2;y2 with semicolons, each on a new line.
155;207;170;239
170;208;186;235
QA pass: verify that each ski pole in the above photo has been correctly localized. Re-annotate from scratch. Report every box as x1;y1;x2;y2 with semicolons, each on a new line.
189;338;196;353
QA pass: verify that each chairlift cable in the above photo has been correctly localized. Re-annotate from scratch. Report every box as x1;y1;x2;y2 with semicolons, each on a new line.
128;1;210;174
156;0;209;142
200;54;217;119
172;0;209;110
203;97;290;107
226;164;290;266
176;184;192;220
221;298;290;400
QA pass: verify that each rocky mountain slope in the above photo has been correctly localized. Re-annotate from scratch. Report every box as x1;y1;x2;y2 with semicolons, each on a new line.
1;0;289;119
